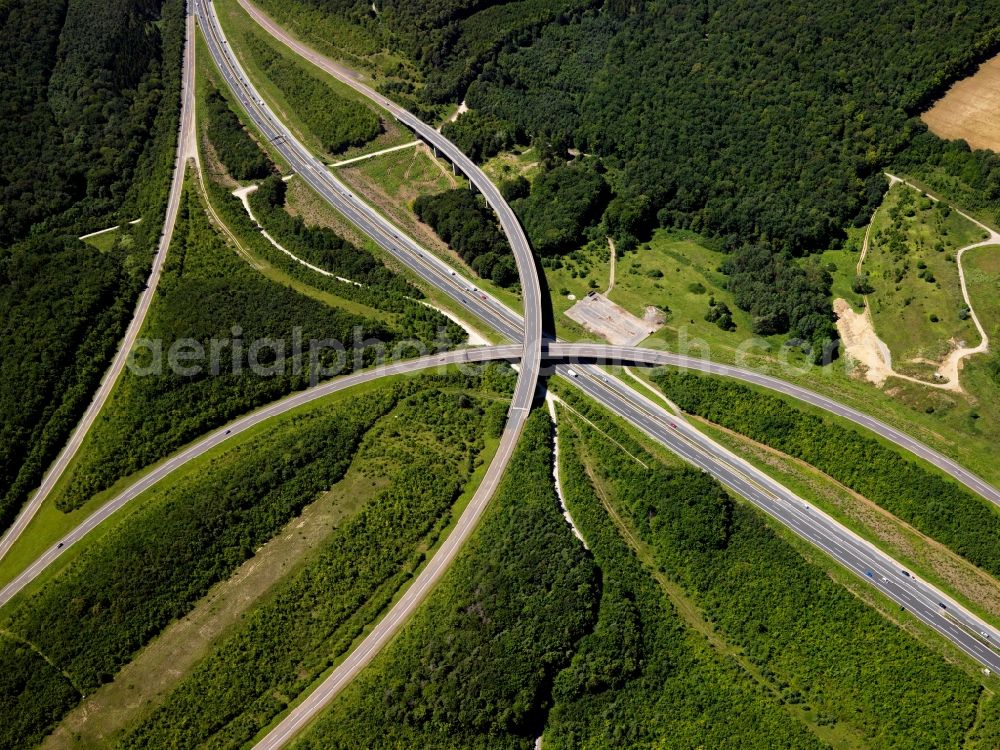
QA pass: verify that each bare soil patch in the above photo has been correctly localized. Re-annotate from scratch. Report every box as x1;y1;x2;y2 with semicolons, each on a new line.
922;53;1000;153
835;298;894;385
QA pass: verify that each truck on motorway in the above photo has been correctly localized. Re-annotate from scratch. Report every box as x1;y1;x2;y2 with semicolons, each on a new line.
567;368;579;378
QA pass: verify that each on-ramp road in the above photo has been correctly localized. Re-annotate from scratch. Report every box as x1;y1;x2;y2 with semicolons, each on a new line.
200;5;1000;746
0;347;521;610
7;4;993;745
197;3;546;747
548;343;1000;509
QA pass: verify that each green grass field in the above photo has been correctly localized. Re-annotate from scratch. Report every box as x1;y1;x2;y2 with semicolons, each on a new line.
545;223;1000;490
820;225;868;311
480;144;542;185
335;147;525;316
894;169;1000;235
964;244;1000;341
336;146;463;243
864;183;987;373
341;145;457;199
80;226;122;253
546;228;788;359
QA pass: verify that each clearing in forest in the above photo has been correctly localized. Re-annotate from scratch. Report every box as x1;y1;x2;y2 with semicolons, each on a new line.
922;54;1000;153
862;183;986;381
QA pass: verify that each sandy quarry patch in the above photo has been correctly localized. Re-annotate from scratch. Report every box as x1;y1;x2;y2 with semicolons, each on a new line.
835;298;968;392
922;53;1000;153
834;298;895;386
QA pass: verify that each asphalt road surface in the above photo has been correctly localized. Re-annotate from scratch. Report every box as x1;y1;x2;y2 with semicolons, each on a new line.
555;358;1000;675
548;343;1000;509
0;347;520;610
196;4;546;746
0;3;199;565
5;5;995;747
197;6;999;745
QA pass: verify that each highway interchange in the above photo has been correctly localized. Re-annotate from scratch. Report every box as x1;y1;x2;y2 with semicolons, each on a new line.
5;0;1000;745
203;0;1000;679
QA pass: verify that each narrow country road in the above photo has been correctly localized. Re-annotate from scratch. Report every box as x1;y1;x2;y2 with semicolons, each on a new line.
0;2;199;564
885;173;1000;387
200;4;545;747
7;5;1000;743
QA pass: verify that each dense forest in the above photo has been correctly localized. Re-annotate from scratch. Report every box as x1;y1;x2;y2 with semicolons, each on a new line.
271;0;1000;344
0;376;498;748
723;244;837;358
893;129;1000;224
463;0;1000;248
204;84;272;180
512;162;610;256
413;161;610;286
119;373;518;748
549;413;825;748
0;0;185;535
441;109;523;163
553;391;986;748
293;409;597;749
255;0;597;116
0;0;183;243
654;370;1000;580
413;188;518;286
462;0;1000;343
57;180;452;510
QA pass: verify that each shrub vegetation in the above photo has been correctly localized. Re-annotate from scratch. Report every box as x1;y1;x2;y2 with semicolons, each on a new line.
293;409;598;749
555;391;984;748
653;371;1000;583
204;84;272;180
243;32;380;154
119;373;523;748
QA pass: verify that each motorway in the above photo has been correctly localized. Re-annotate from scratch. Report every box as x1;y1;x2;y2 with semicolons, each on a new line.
552;354;1000;675
0;347;521;610
0;3;199;565
224;0;1000;513
3;2;996;745
547;344;1000;509
195;2;547;746
195;4;1000;745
